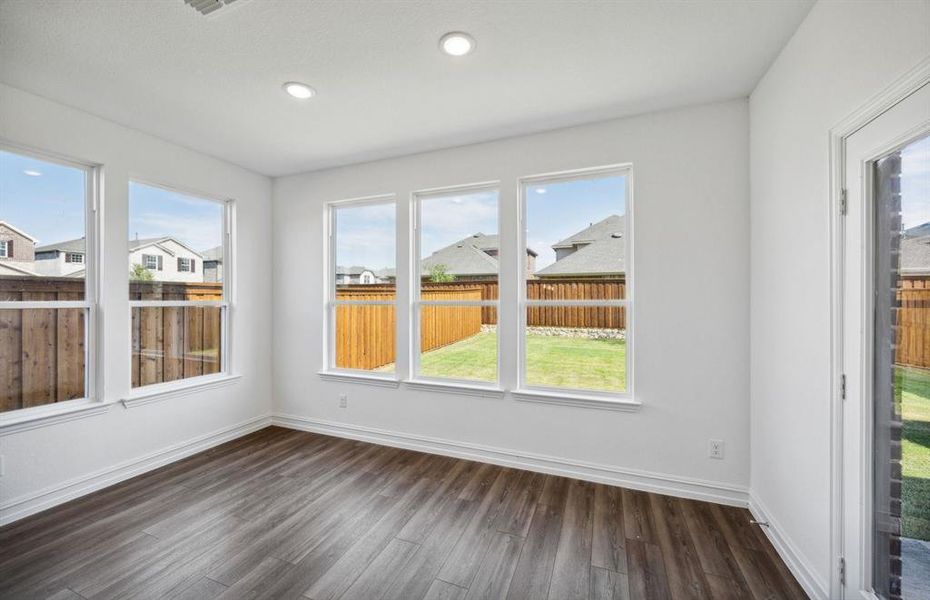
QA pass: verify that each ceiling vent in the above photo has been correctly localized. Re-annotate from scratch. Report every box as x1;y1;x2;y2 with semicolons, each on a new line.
184;0;242;16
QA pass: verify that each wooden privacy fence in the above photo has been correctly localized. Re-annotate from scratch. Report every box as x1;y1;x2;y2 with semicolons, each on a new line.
0;277;85;411
334;286;482;370
527;279;626;329
0;276;223;412
340;278;626;328
896;277;930;369
131;281;223;388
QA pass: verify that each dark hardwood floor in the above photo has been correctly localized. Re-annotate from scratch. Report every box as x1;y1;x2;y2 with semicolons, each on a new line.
0;427;807;600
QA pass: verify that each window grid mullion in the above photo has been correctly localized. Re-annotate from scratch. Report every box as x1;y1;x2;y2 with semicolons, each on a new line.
0;301;91;310
128;300;228;308
524;299;628;307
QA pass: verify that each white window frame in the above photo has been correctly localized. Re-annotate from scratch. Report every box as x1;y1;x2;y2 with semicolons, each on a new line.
126;180;235;396
178;257;192;272
67;252;84;264
0;143;103;427
143;254;158;270
322;194;398;382
0;240;8;258
409;182;502;390
515;164;634;404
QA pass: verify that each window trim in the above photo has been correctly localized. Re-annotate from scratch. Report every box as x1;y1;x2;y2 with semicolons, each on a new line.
0;142;103;428
322;194;398;379
516;164;634;403
410;181;502;388
125;179;235;396
0;240;8;258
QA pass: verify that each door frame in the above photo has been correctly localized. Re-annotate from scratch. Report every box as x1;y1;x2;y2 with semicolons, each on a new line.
830;57;930;600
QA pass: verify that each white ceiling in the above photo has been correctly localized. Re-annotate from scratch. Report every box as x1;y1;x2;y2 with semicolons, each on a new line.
0;0;813;177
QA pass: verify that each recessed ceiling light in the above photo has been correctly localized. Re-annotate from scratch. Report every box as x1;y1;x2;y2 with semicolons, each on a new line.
439;32;475;57
283;82;316;100
23;170;42;177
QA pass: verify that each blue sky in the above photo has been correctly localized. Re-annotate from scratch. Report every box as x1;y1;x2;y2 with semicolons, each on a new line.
420;190;498;260
0;151;223;252
3;140;927;265
335;201;397;271
334;175;626;271
128;182;223;252
902;135;930;230
0;150;85;245
526;175;626;268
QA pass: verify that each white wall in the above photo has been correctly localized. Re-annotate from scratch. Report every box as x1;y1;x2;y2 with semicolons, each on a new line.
0;83;273;520
273;99;751;502
749;1;930;596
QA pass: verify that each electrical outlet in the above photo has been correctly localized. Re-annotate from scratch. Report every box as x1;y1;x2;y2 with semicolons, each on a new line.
709;439;724;460
338;393;347;409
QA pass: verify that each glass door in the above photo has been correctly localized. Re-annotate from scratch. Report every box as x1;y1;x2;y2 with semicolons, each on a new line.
843;80;930;599
872;133;930;600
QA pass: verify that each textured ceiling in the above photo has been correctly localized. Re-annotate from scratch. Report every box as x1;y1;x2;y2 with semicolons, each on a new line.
0;0;813;176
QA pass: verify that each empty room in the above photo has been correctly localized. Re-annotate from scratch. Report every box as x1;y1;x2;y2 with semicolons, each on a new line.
1;1;929;599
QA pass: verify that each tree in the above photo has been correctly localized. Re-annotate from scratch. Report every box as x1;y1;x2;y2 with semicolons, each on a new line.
429;264;455;283
130;263;154;281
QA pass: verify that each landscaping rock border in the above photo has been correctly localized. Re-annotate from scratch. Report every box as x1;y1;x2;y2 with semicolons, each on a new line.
480;324;625;340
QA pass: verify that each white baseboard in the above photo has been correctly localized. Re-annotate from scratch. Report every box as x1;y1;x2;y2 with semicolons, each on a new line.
0;414;272;526
272;413;749;507
749;493;826;600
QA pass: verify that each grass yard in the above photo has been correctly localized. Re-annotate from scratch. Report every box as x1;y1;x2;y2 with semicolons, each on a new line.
417;331;626;392
898;366;930;541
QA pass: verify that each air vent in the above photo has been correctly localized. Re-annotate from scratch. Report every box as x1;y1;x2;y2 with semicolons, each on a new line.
184;0;240;16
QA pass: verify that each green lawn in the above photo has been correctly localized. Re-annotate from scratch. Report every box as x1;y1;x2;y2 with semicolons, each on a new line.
417;331;625;392
898;366;930;540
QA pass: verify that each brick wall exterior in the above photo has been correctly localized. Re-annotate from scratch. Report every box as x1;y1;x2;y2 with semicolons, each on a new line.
0;224;35;262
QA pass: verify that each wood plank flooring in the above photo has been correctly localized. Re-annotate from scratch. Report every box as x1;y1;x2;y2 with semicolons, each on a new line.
0;427;807;600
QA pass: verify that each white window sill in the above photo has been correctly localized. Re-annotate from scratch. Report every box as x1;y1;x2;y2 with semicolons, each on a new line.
0;399;112;435
318;371;400;388
121;373;242;409
511;389;641;412
404;379;505;398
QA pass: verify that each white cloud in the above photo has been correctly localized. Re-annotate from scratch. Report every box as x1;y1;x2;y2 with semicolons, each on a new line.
130;212;222;251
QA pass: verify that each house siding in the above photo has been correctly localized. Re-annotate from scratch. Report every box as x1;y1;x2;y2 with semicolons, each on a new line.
0;224;35;262
129;240;204;282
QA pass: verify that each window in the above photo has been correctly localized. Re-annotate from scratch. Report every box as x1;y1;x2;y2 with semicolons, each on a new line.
66;252;83;264
413;184;499;385
520;166;631;397
143;254;159;270
0;148;97;413
128;181;231;389
327;196;396;374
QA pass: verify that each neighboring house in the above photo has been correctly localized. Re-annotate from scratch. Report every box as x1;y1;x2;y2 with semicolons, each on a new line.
336;266;379;285
0;221;39;276
536;214;626;279
202;246;223;283
33;238;87;278
375;268;396;283
421;233;536;281
900;223;930;276
128;237;204;282
29;235;205;282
